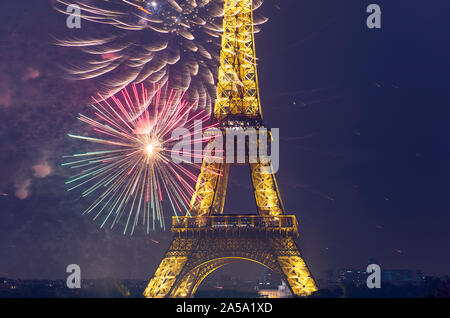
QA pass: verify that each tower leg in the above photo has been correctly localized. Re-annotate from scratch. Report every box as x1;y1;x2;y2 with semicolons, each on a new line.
189;160;229;216
169;258;236;298
143;237;198;298
270;237;318;296
250;162;284;216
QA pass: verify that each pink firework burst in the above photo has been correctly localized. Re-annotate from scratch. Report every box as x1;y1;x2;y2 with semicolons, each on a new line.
63;83;218;234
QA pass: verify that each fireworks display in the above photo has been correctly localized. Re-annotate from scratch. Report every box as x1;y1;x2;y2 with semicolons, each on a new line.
54;0;268;113
62;83;215;234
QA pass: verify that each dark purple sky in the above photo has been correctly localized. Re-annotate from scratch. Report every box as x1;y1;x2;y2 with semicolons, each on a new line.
0;0;449;283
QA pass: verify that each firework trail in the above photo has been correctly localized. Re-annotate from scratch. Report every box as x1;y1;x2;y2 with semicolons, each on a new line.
54;0;267;113
62;83;217;234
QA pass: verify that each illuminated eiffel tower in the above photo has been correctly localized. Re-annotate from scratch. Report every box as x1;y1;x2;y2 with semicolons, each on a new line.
144;0;317;298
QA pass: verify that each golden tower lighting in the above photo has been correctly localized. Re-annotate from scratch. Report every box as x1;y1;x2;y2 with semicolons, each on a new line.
144;0;318;298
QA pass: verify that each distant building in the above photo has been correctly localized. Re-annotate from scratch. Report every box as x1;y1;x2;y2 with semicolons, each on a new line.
263;267;272;285
258;281;292;298
382;270;424;285
336;268;425;287
255;268;279;290
337;269;367;287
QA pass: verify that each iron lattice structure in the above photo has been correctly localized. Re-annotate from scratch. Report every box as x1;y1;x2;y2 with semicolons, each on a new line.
144;0;318;297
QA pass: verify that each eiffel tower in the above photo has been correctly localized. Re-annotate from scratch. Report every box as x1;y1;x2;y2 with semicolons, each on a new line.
144;0;317;298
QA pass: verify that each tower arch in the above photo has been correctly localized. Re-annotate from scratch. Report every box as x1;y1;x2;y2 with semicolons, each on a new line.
170;257;279;298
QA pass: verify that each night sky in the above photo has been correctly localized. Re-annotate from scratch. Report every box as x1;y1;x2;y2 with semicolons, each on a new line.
1;0;450;284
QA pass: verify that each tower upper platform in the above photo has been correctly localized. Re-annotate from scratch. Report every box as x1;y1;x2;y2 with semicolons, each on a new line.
172;215;299;238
